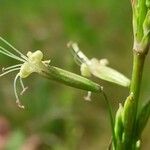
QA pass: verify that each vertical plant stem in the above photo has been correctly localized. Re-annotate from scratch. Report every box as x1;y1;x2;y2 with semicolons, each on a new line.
129;52;146;147
130;52;146;118
130;53;145;103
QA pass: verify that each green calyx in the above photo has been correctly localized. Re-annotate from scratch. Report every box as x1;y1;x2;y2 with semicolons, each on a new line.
41;65;102;93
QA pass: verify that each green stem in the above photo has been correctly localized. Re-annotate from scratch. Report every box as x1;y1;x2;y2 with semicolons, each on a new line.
127;52;146;148
102;91;116;148
130;52;146;132
130;53;146;103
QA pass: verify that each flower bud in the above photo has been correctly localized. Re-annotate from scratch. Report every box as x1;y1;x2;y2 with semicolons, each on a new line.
122;93;135;145
143;10;150;36
135;140;141;150
115;104;124;140
132;0;150;54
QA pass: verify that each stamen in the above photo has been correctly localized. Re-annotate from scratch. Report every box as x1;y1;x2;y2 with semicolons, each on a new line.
14;74;25;109
0;36;28;61
2;64;22;71
21;54;28;61
42;60;51;66
67;41;90;65
84;91;92;101
19;77;28;95
73;56;83;66
0;45;18;56
0;68;20;77
0;46;25;62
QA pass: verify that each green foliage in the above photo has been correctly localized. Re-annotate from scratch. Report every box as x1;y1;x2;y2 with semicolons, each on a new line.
6;130;25;150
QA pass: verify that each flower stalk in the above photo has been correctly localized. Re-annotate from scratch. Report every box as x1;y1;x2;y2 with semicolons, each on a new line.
0;0;149;147
112;0;150;149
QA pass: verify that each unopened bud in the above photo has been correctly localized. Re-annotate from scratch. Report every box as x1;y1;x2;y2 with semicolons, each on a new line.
114;103;124;141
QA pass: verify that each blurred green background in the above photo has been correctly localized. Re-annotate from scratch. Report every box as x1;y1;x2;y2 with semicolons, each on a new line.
0;0;149;150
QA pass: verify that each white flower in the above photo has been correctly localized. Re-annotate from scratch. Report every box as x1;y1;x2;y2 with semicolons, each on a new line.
68;42;130;87
0;37;50;109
